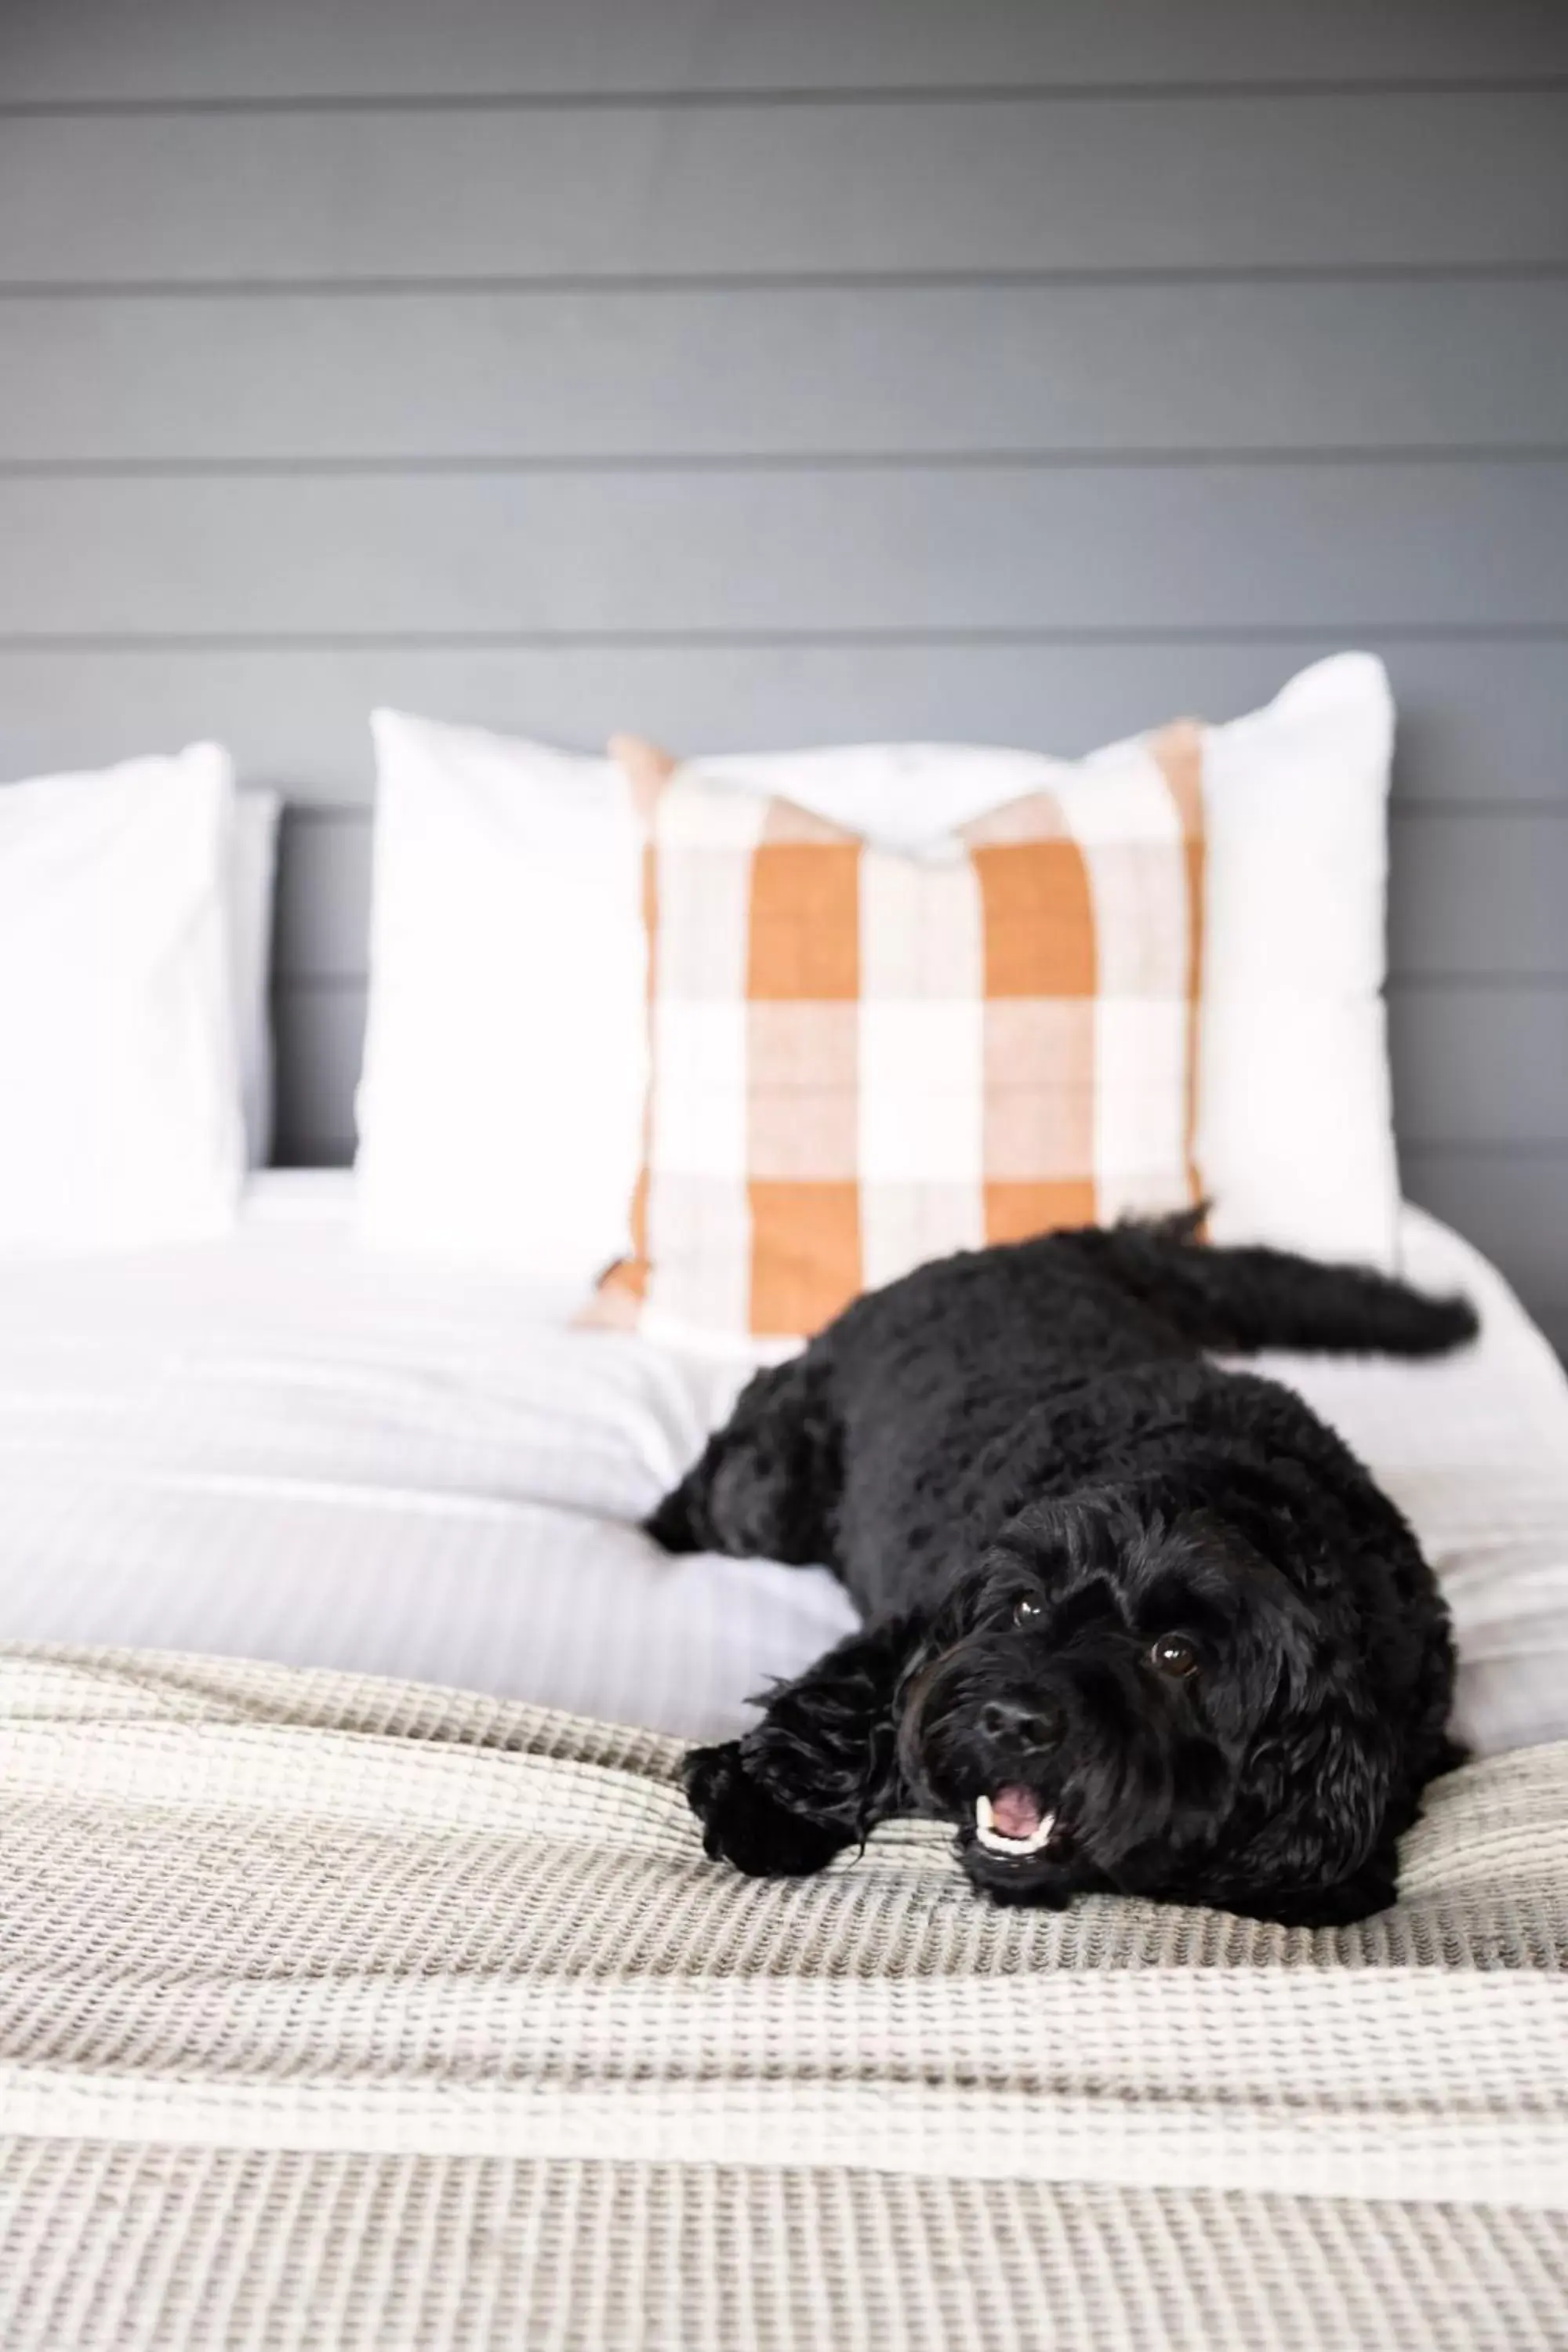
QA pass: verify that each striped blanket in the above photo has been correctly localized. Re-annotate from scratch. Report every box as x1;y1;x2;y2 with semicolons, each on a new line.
2;1646;1566;2350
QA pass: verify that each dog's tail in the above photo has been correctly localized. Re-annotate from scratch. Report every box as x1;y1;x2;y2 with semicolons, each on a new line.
1067;1208;1479;1359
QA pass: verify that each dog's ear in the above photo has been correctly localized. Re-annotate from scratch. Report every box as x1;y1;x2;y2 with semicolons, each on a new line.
1223;1838;1399;1928
1182;1517;1325;1749
1225;1665;1396;1918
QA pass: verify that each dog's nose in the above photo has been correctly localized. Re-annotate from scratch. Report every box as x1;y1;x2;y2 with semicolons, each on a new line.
979;1697;1061;1753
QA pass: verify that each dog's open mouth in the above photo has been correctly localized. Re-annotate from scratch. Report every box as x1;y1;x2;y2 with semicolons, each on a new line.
974;1785;1056;1857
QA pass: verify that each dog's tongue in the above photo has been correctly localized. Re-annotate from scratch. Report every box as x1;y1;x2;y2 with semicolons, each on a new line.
989;1784;1044;1840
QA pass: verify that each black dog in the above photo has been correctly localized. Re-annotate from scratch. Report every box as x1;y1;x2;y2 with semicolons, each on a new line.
647;1215;1476;1926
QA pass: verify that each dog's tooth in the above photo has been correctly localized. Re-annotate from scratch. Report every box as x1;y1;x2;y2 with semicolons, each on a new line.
973;1798;1055;1857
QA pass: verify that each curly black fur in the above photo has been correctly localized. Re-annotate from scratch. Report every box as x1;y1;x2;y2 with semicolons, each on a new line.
648;1214;1477;1926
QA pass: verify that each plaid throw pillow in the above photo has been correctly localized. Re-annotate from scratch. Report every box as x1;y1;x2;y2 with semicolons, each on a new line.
593;729;1205;1348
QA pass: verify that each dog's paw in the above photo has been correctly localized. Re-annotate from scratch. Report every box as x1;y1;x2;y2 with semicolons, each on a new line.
682;1741;848;1878
644;1484;699;1554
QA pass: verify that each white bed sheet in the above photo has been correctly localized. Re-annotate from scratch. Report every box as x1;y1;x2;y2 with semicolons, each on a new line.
0;1173;1563;1755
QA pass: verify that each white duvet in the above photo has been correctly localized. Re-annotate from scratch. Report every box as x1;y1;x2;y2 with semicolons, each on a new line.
0;1174;1564;1758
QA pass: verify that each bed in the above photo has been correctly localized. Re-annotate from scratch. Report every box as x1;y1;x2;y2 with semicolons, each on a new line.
2;1181;1567;2348
2;1173;1565;1759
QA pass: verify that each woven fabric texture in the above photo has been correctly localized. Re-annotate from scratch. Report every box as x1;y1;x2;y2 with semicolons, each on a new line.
2;1644;1566;2350
594;731;1204;1346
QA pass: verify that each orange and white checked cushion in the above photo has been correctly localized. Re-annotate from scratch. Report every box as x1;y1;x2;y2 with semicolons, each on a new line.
593;730;1206;1349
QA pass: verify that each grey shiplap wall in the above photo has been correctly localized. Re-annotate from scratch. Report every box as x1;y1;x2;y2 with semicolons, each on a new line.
1;0;1566;1346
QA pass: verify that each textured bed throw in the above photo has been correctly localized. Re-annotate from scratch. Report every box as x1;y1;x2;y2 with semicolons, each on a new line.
2;1646;1566;2350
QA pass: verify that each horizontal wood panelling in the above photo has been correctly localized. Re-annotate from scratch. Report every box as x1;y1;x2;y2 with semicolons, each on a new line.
1389;987;1568;1148
6;0;1564;1337
2;96;1565;286
1539;1305;1568;1356
1403;1149;1568;1349
3;465;1566;637
8;0;1567;103
2;638;1563;810
5;280;1568;461
1387;814;1568;978
274;816;372;981
268;808;1568;986
272;982;365;1167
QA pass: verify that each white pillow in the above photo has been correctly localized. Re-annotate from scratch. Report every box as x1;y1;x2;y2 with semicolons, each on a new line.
1196;655;1397;1265
232;789;282;1167
0;745;245;1250
701;655;1399;1267
354;656;1397;1286
355;710;646;1287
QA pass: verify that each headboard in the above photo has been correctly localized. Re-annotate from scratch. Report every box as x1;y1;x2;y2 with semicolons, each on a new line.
2;0;1564;1349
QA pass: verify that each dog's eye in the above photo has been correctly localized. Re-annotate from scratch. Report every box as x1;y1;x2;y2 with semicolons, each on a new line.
1013;1596;1044;1627
1150;1634;1199;1679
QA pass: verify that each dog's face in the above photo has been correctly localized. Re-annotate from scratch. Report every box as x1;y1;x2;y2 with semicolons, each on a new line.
898;1492;1399;1925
